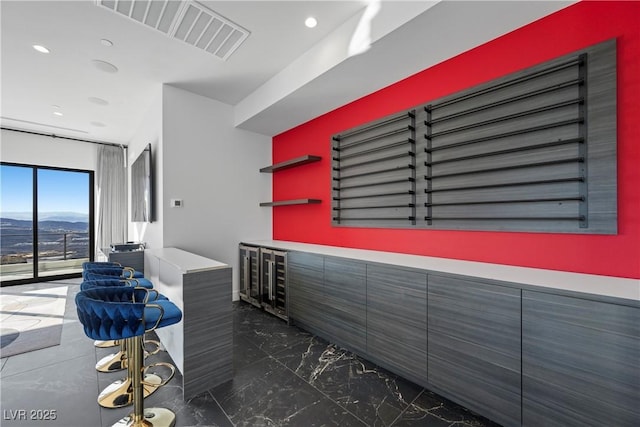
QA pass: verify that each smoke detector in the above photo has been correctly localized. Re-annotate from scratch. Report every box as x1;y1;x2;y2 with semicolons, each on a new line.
96;0;250;61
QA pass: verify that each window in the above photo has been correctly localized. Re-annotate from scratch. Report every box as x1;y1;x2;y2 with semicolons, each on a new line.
0;163;94;285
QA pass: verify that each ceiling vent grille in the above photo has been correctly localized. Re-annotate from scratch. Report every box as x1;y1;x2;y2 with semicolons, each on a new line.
97;0;250;61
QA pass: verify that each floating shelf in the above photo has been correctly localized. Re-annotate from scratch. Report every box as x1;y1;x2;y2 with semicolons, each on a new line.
260;199;322;207
260;155;321;173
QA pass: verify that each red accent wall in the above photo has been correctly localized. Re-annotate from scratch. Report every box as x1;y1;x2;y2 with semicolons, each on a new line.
272;1;640;279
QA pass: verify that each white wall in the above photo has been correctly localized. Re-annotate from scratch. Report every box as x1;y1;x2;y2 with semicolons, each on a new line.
162;85;272;299
0;129;97;171
127;88;163;250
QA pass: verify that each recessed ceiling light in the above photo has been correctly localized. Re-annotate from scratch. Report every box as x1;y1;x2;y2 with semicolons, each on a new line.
88;96;109;106
100;39;114;47
305;17;317;28
91;59;119;74
33;44;50;53
53;111;63;117
52;104;61;109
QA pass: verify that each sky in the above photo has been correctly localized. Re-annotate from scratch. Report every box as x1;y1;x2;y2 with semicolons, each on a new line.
1;164;89;215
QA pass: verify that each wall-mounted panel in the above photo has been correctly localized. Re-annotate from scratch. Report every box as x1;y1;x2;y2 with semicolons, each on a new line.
332;39;616;234
332;111;417;227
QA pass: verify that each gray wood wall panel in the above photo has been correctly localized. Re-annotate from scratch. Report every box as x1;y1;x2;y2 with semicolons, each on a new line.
323;257;367;354
428;274;522;427
182;267;233;399
366;264;427;384
522;290;640;426
332;39;617;233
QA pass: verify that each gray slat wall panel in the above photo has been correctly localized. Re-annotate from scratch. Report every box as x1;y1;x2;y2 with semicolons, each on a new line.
522;290;640;427
366;264;428;383
428;274;522;427
333;39;617;233
332;110;416;227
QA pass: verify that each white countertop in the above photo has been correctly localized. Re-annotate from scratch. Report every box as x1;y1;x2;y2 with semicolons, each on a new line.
145;247;229;274
243;240;640;302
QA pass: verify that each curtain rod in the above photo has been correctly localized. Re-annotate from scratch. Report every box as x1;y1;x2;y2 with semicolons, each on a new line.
1;126;128;148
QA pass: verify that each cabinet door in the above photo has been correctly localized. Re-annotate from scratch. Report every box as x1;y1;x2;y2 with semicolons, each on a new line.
428;274;521;427
366;264;427;384
522;291;640;427
323;257;366;354
287;251;326;336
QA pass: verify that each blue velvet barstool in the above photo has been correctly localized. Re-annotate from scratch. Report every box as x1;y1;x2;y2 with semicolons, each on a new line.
81;279;162;374
82;275;154;350
76;287;182;426
82;265;153;351
83;271;154;289
83;261;144;278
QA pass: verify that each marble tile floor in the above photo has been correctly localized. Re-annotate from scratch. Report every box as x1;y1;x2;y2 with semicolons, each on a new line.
1;279;500;427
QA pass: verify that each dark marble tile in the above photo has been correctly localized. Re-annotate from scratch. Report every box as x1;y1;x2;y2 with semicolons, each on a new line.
212;355;365;427
234;303;314;356
0;353;102;427
162;391;234;427
391;390;501;427
234;334;269;371
276;338;423;427
0;286;508;427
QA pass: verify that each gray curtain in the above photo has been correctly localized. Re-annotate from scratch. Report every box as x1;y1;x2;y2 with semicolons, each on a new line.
96;145;127;252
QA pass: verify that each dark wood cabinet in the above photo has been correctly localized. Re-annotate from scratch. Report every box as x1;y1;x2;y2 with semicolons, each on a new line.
108;249;144;274
288;251;326;336
428;274;522;427
323;257;366;354
254;242;640;427
522;291;640;427
366;264;428;384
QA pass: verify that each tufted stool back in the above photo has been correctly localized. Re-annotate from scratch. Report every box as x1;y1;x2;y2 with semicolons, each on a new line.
83;272;154;289
76;287;146;341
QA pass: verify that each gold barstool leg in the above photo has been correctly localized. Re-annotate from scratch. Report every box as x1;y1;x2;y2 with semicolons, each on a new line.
112;336;176;427
98;338;162;409
96;340;127;372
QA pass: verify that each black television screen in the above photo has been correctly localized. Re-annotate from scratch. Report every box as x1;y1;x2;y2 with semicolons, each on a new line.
131;144;153;222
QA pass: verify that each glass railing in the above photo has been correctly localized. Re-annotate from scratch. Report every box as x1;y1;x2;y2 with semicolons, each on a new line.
0;232;90;282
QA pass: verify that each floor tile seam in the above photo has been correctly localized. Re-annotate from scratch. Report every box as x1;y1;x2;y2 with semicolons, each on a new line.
271;354;372;427
387;388;425;427
208;354;286;420
206;389;237;427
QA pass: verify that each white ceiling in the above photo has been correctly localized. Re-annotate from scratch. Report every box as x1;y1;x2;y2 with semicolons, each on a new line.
0;0;575;144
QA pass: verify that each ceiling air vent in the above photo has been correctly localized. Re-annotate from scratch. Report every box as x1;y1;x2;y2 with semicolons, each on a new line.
96;0;250;61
